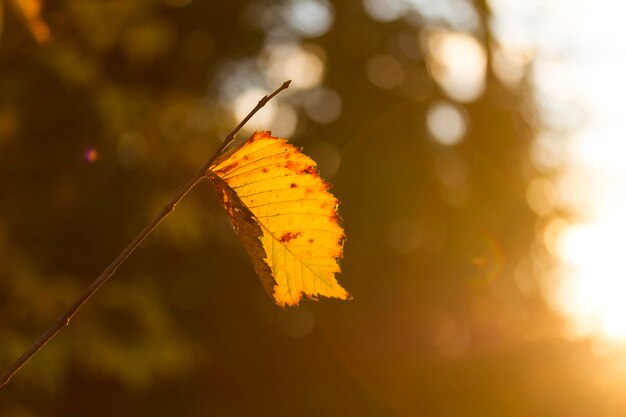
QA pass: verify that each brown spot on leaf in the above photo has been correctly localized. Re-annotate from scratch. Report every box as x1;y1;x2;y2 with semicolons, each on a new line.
285;161;300;170
308;238;315;244
279;231;302;243
290;183;297;188
261;167;269;173
298;165;319;177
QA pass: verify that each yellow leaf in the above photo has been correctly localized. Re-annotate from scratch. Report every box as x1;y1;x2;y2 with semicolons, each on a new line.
207;131;350;306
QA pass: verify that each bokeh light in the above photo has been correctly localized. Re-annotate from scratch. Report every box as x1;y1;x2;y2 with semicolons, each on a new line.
263;43;326;90
435;150;469;188
283;0;334;37
526;178;557;217
303;87;342;124
83;147;99;163
362;0;406;22
426;101;467;145
425;29;486;102
232;88;277;130
492;44;530;87
365;54;404;90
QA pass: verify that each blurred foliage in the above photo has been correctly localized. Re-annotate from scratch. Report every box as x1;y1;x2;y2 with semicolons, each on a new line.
0;0;619;416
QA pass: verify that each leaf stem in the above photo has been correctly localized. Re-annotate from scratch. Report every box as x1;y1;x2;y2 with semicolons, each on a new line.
0;80;291;389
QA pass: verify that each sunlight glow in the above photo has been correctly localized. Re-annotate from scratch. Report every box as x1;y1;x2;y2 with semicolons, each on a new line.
556;217;626;340
552;0;626;342
492;0;626;343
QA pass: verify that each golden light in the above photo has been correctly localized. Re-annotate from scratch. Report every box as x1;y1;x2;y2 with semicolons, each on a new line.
492;0;626;344
556;217;626;341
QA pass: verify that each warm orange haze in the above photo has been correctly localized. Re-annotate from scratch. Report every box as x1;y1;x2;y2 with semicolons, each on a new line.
1;0;626;416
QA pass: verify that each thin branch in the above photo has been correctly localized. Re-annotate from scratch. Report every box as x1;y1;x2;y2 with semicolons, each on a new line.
0;80;291;389
205;80;292;164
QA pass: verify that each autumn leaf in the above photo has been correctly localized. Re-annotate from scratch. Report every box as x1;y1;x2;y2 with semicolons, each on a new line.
207;131;350;307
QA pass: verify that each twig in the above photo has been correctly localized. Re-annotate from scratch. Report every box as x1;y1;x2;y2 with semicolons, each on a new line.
0;80;292;389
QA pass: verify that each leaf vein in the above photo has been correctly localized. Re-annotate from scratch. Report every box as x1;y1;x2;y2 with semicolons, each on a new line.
256;212;338;219
238;185;321;199
230;173;309;190
246;198;335;209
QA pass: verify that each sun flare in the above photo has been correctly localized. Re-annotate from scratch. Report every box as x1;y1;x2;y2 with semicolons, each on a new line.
556;217;626;341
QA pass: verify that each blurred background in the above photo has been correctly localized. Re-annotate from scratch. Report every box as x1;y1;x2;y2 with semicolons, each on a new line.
1;0;626;415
